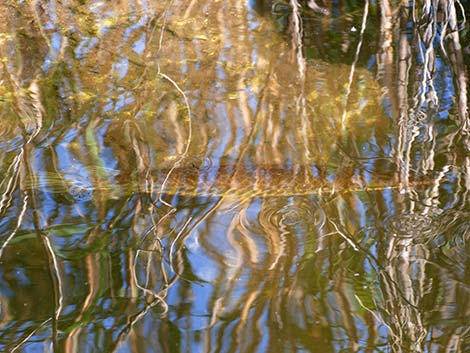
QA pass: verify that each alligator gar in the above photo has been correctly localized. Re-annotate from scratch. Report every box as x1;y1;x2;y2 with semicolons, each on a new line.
20;164;429;199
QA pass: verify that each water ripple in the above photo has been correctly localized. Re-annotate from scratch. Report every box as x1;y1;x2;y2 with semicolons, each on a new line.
262;197;321;229
383;208;442;242
242;197;325;269
437;210;470;264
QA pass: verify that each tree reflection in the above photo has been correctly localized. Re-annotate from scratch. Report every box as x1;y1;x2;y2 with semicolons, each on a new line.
0;0;469;352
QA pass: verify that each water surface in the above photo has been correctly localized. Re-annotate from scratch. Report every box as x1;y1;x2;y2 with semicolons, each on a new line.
0;0;470;352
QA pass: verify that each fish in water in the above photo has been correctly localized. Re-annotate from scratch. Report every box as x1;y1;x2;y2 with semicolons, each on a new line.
21;163;431;200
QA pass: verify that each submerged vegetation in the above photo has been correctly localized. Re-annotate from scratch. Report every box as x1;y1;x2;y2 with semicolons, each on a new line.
0;0;469;352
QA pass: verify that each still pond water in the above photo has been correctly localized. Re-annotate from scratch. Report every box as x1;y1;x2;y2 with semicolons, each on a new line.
0;0;470;352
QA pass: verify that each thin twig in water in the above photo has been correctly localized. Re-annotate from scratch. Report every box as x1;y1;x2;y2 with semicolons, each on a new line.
157;72;193;208
328;219;359;251
41;234;64;321
0;153;23;215
154;0;193;208
10;318;52;353
341;0;369;129
354;294;392;332
132;250;170;315
169;216;193;274
0;192;28;259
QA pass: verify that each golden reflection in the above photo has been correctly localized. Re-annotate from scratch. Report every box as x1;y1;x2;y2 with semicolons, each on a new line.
0;0;469;352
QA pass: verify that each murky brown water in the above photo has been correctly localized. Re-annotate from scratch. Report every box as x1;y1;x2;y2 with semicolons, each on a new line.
0;0;470;352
